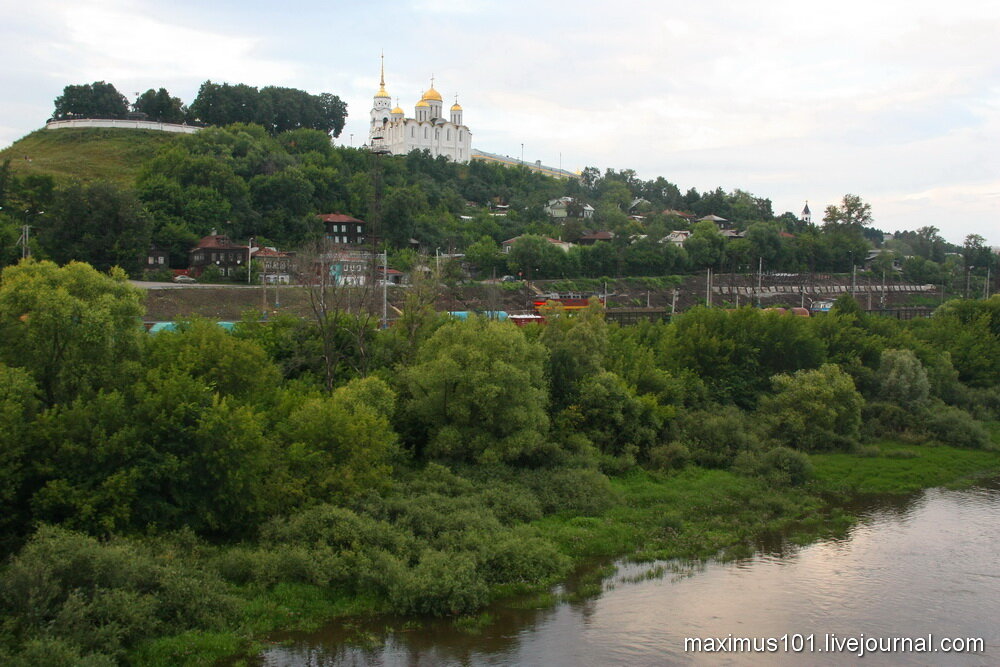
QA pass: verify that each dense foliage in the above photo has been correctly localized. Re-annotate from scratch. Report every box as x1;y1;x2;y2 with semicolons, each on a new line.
3;118;997;289
1;258;998;662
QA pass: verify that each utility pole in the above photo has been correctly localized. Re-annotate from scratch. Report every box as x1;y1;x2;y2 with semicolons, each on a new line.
757;257;763;307
18;224;30;259
706;268;712;307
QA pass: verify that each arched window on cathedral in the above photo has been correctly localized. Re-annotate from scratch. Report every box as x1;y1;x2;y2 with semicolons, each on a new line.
447;129;451;141
459;130;463;141
411;126;415;138
424;127;428;139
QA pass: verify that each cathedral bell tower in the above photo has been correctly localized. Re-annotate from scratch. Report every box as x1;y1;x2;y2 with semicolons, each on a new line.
369;54;392;145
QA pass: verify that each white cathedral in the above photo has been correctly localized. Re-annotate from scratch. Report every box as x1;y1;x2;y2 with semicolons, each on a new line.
368;61;472;163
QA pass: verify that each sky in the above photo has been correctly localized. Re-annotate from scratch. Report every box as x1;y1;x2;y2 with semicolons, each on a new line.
1;0;997;245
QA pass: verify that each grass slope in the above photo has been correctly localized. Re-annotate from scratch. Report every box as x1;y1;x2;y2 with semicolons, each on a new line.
0;127;177;185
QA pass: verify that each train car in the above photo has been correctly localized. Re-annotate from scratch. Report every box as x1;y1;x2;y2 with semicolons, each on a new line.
532;292;605;312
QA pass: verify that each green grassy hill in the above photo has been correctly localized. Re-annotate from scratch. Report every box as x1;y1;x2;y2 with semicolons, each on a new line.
0;127;179;184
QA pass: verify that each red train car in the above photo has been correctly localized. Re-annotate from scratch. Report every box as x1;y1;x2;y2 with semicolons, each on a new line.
532;292;605;312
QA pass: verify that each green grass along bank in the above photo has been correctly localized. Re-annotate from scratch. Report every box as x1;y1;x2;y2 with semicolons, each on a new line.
127;438;1000;666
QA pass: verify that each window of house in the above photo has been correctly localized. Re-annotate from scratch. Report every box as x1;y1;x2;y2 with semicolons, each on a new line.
148;256;154;265
158;256;165;264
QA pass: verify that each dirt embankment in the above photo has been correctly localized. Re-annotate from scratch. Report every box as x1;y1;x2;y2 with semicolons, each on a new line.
139;273;939;322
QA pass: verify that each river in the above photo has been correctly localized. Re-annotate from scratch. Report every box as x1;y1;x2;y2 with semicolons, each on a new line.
260;481;1000;665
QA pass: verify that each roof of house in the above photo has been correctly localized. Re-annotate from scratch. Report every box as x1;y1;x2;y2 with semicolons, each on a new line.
502;235;573;247
699;214;729;222
316;213;365;224
580;231;615;241
253;247;292;258
193;234;245;250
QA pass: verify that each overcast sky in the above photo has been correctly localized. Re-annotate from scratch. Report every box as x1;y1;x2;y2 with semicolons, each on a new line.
2;0;997;245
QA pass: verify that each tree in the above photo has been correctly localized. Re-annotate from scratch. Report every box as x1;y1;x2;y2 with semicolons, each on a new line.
39;181;152;274
683;220;725;269
0;260;144;405
52;81;129;119
822;194;873;233
132;88;187;123
540;302;607;409
143;318;281;403
0;364;38;542
189;81;347;136
278;377;398;503
758;364;863;451
464;236;503;277
401;317;550;464
506;235;565;279
876;349;930;409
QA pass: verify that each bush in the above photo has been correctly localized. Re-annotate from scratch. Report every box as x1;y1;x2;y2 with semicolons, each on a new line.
735;447;814;486
670;405;761;468
522;467;617;515
861;401;911;439
476;531;570;586
478;484;543;524
389;550;489;616
0;526;238;660
647;442;691;470
876;349;930;409
918;404;991;449
855;445;881;458
758;364;863;452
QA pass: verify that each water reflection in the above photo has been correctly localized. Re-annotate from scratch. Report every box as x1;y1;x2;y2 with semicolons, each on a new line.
262;482;1000;666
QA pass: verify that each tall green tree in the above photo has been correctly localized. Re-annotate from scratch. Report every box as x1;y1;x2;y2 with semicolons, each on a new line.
822;194;873;233
401;318;551;464
132;88;187;123
0;260;144;405
39;181;152;274
52;81;129;119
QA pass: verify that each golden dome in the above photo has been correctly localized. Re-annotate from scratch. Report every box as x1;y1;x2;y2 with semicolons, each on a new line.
415;99;430;108
422;87;442;102
451;102;463;111
391;105;404;114
375;85;390;99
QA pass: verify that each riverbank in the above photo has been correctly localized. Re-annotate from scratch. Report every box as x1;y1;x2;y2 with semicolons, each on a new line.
132;438;1000;666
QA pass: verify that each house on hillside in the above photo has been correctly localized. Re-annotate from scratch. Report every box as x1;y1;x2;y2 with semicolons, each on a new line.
578;231;615;246
254;247;294;283
189;233;250;278
698;214;729;229
317;213;366;245
661;230;692;247
501;235;575;253
544;197;594;220
144;244;170;271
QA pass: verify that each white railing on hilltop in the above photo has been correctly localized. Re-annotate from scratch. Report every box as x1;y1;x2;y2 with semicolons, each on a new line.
45;119;201;134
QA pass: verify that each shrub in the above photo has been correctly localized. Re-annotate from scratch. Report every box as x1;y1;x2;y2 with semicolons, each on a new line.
876;349;930;409
476;531;570;586
0;526;237;660
855;445;881;458
478;484;543;524
861;401;911;439
670;405;761;468
389;550;489;616
918;404;991;449
522;467;617;515
758;364;863;452
647;442;691;470
735;447;814;486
